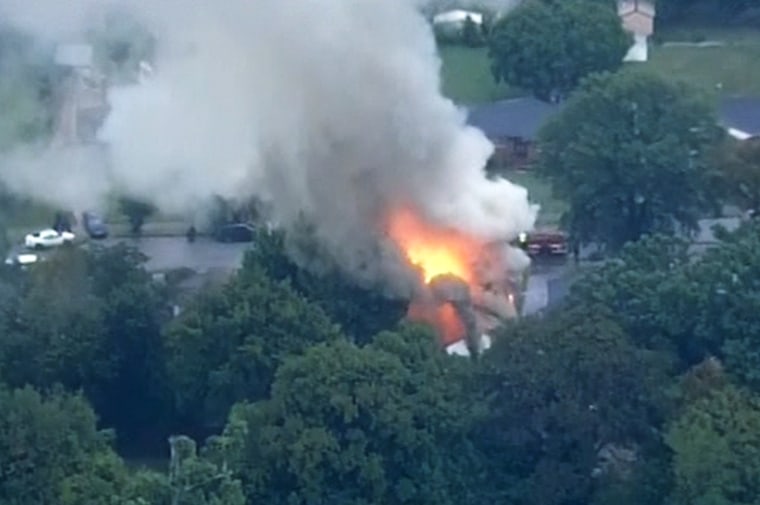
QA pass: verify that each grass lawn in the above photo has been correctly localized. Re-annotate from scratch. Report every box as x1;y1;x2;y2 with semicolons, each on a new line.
646;27;760;96
438;27;760;103
437;45;520;104
506;170;567;228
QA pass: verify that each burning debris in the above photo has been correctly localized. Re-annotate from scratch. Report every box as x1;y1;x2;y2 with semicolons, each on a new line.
386;206;524;354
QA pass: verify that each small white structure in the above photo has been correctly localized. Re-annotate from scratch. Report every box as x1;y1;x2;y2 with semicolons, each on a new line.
618;0;655;62
728;128;755;141
433;9;484;27
445;334;492;357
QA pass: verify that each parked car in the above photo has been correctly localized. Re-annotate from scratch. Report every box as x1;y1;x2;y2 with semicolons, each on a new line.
214;223;256;243
4;253;39;267
82;211;109;239
25;228;75;249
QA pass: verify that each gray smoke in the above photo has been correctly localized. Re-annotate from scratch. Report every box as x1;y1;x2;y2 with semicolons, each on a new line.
0;0;537;293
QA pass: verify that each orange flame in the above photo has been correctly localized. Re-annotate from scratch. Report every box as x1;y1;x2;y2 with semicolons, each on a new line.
386;207;488;346
386;207;482;285
407;299;466;347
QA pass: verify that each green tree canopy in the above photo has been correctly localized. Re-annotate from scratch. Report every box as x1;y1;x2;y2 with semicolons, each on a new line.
164;259;343;433
0;386;130;505
244;228;407;344
667;380;760;505
223;326;479;505
538;70;724;250
488;0;630;101
472;304;670;505
0;244;171;450
719;137;760;213
566;234;692;355
566;219;760;382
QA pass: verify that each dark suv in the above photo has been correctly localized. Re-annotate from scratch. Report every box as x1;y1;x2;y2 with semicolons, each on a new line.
82;211;109;239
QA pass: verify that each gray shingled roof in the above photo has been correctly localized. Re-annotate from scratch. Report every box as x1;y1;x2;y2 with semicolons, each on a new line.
466;97;561;141
720;96;760;136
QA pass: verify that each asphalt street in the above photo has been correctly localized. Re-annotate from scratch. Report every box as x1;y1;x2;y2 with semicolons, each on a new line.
100;236;251;273
7;236;251;274
7;234;571;315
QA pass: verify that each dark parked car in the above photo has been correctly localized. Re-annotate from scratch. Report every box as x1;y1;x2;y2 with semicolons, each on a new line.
215;223;255;243
82;211;109;239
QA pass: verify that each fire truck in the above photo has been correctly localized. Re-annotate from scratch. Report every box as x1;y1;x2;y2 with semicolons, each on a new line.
517;229;568;257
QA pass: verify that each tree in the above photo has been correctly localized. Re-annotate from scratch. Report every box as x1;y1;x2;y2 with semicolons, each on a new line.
538;70;724;250
684;220;760;389
472;305;670;505
164;435;245;505
244;228;407;344
86;244;172;452
566;234;693;355
0;247;112;390
119;196;156;235
461;16;484;48
222;328;480;505
667;383;760;505
163;261;343;434
0;244;172;452
720;137;760;213
0;386;129;505
488;0;630;101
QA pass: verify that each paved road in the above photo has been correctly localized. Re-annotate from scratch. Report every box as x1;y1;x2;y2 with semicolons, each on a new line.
7;236;252;274
8;235;573;314
101;236;251;273
522;262;572;316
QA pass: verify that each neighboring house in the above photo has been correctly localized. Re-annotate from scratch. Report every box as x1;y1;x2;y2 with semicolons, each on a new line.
432;9;484;27
52;43;109;145
466;97;561;169
618;0;655;62
720;96;760;140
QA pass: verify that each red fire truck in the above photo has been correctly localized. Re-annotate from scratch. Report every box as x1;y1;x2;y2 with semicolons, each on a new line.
517;229;568;257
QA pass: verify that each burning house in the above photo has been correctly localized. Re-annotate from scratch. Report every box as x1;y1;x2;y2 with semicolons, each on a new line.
0;0;538;353
386;207;525;355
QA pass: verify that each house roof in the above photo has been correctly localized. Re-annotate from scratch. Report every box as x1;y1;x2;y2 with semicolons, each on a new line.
618;0;655;18
720;96;760;139
466;97;561;141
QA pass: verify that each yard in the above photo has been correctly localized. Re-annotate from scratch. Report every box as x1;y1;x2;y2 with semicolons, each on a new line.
437;45;519;104
505;170;566;228
438;27;760;103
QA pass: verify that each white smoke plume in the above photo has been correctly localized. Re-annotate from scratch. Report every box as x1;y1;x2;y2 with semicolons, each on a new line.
0;0;537;292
